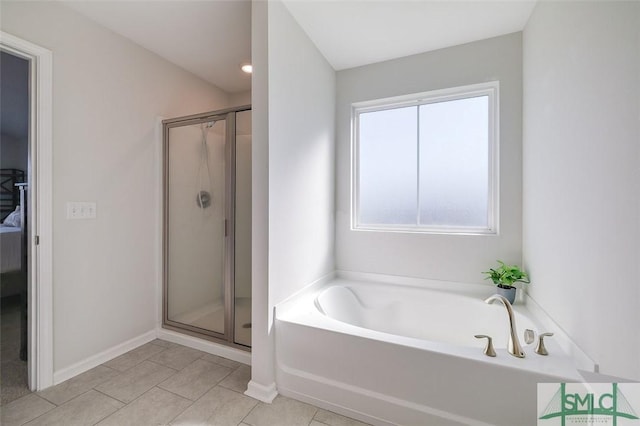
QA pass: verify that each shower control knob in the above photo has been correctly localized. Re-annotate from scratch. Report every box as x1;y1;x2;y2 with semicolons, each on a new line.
196;191;211;208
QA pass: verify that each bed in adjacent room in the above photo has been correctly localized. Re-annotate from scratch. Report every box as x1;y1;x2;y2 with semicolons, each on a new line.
0;168;25;297
1;224;22;273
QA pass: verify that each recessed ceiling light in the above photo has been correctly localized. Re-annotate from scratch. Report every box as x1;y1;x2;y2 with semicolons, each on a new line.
241;64;252;74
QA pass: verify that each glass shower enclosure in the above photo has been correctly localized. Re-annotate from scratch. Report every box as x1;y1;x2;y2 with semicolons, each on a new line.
162;106;251;349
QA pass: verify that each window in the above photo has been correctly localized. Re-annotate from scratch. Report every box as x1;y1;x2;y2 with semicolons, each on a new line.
352;82;499;234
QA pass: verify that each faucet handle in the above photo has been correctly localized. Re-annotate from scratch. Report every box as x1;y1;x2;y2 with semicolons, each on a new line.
475;335;497;357
524;329;535;345
535;332;554;355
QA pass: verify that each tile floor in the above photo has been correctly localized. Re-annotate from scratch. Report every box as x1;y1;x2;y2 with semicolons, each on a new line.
0;339;370;426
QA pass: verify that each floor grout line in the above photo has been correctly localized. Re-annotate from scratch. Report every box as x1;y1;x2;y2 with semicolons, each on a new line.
163;387;198;426
91;387;129;406
239;398;260;426
34;391;60;407
11;394;57;426
307;407;320;426
154;384;200;403
88;399;125;426
144;358;181;372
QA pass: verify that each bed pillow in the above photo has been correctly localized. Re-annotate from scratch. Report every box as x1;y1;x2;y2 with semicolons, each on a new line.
3;206;22;228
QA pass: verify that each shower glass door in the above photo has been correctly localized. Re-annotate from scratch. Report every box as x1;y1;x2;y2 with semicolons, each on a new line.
163;105;251;349
165;116;228;337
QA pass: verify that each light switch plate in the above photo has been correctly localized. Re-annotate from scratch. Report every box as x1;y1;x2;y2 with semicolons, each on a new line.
67;202;97;219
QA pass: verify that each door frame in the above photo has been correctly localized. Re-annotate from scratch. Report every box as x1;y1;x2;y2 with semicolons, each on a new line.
0;31;54;390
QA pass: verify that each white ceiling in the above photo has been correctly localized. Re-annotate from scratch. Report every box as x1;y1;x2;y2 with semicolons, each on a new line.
63;0;252;94
63;1;536;94
283;0;537;70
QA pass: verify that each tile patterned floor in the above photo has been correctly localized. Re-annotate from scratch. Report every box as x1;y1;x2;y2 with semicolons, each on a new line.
0;339;370;426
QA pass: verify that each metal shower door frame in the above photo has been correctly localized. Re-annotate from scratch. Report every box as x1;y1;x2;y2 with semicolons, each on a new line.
162;105;250;351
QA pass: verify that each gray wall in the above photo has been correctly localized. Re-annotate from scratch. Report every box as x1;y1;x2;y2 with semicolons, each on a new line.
249;0;336;393
336;33;523;284
1;51;29;172
1;1;231;374
0;133;28;172
249;0;272;391
267;1;336;307
523;1;640;380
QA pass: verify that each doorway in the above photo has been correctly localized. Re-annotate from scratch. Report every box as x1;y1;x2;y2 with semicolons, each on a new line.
0;50;30;405
162;106;252;349
0;31;54;393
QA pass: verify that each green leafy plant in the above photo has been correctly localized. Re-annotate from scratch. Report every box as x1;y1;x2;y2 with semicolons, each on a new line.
482;260;530;288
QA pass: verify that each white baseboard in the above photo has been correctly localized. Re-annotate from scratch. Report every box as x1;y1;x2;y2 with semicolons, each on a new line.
245;380;277;403
52;329;157;386
156;328;251;366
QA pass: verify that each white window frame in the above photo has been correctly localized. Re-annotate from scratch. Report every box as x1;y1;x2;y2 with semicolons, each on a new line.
351;81;500;235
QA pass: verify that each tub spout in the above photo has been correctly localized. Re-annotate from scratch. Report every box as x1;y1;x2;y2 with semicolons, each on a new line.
484;294;525;358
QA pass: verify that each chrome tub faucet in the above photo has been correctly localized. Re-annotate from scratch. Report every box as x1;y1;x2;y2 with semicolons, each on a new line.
484;294;525;358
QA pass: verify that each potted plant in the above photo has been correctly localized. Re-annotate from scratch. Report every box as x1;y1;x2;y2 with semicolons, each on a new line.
482;260;530;304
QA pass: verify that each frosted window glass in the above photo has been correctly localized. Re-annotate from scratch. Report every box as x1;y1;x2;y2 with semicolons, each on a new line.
358;107;417;225
418;96;489;227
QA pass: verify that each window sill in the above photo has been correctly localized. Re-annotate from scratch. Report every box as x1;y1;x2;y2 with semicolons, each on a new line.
351;225;498;236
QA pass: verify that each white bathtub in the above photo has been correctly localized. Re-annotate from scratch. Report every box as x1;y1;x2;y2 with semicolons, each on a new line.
275;277;582;426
